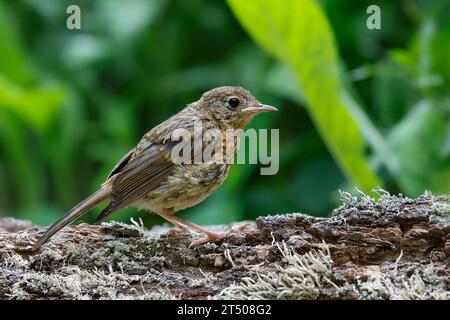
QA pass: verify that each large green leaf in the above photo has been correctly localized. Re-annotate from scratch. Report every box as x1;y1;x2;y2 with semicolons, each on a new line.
227;0;380;192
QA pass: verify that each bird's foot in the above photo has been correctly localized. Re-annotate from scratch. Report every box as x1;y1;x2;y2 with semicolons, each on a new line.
190;232;225;246
189;224;250;246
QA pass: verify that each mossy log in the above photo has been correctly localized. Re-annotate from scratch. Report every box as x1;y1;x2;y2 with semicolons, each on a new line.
0;191;449;300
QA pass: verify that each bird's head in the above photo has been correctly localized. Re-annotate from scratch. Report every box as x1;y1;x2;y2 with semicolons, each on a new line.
194;86;277;129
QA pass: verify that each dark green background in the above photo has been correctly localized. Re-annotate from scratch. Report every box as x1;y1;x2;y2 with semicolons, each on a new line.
0;0;449;227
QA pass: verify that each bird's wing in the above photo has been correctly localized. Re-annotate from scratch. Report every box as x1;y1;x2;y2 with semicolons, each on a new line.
96;140;176;221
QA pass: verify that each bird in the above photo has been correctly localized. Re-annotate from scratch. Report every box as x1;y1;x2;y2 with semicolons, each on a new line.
32;86;277;250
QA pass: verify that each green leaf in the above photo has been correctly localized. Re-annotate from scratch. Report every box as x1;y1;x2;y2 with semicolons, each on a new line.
0;75;65;132
0;2;32;84
227;0;380;192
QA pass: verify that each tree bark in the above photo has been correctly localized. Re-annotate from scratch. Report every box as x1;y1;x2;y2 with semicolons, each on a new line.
0;191;448;300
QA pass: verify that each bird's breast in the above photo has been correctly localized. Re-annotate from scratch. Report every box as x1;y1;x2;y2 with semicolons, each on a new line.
138;163;231;213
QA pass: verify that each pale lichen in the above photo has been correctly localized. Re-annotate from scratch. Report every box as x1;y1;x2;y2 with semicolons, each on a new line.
354;266;450;300
215;240;336;300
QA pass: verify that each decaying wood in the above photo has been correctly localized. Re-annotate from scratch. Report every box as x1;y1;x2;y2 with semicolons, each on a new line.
0;191;448;300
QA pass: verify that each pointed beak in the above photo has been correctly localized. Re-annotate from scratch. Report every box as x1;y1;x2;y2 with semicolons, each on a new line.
242;104;278;114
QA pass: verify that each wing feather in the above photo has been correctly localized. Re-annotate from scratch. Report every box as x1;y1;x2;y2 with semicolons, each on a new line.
96;141;175;221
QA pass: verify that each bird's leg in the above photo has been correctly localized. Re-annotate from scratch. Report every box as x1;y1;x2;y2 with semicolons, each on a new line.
156;210;189;234
158;211;241;245
169;215;235;245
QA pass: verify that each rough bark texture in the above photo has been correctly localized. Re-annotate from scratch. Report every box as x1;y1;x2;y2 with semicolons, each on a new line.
0;191;449;300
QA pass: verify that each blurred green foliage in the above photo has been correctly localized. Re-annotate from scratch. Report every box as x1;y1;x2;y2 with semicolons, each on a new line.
0;0;449;227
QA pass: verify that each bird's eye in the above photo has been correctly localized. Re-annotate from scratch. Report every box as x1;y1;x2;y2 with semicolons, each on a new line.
228;97;240;109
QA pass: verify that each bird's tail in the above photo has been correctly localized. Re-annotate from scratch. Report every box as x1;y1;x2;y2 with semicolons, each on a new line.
32;186;111;251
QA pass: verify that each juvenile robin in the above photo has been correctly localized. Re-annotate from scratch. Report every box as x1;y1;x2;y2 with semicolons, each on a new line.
33;86;277;250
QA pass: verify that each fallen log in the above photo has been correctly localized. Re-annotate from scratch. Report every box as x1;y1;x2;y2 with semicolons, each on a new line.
0;191;448;299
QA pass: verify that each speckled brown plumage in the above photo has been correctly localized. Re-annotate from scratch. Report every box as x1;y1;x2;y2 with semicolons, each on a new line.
33;86;277;250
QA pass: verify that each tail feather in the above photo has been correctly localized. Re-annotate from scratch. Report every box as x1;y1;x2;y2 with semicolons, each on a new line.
32;187;111;251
